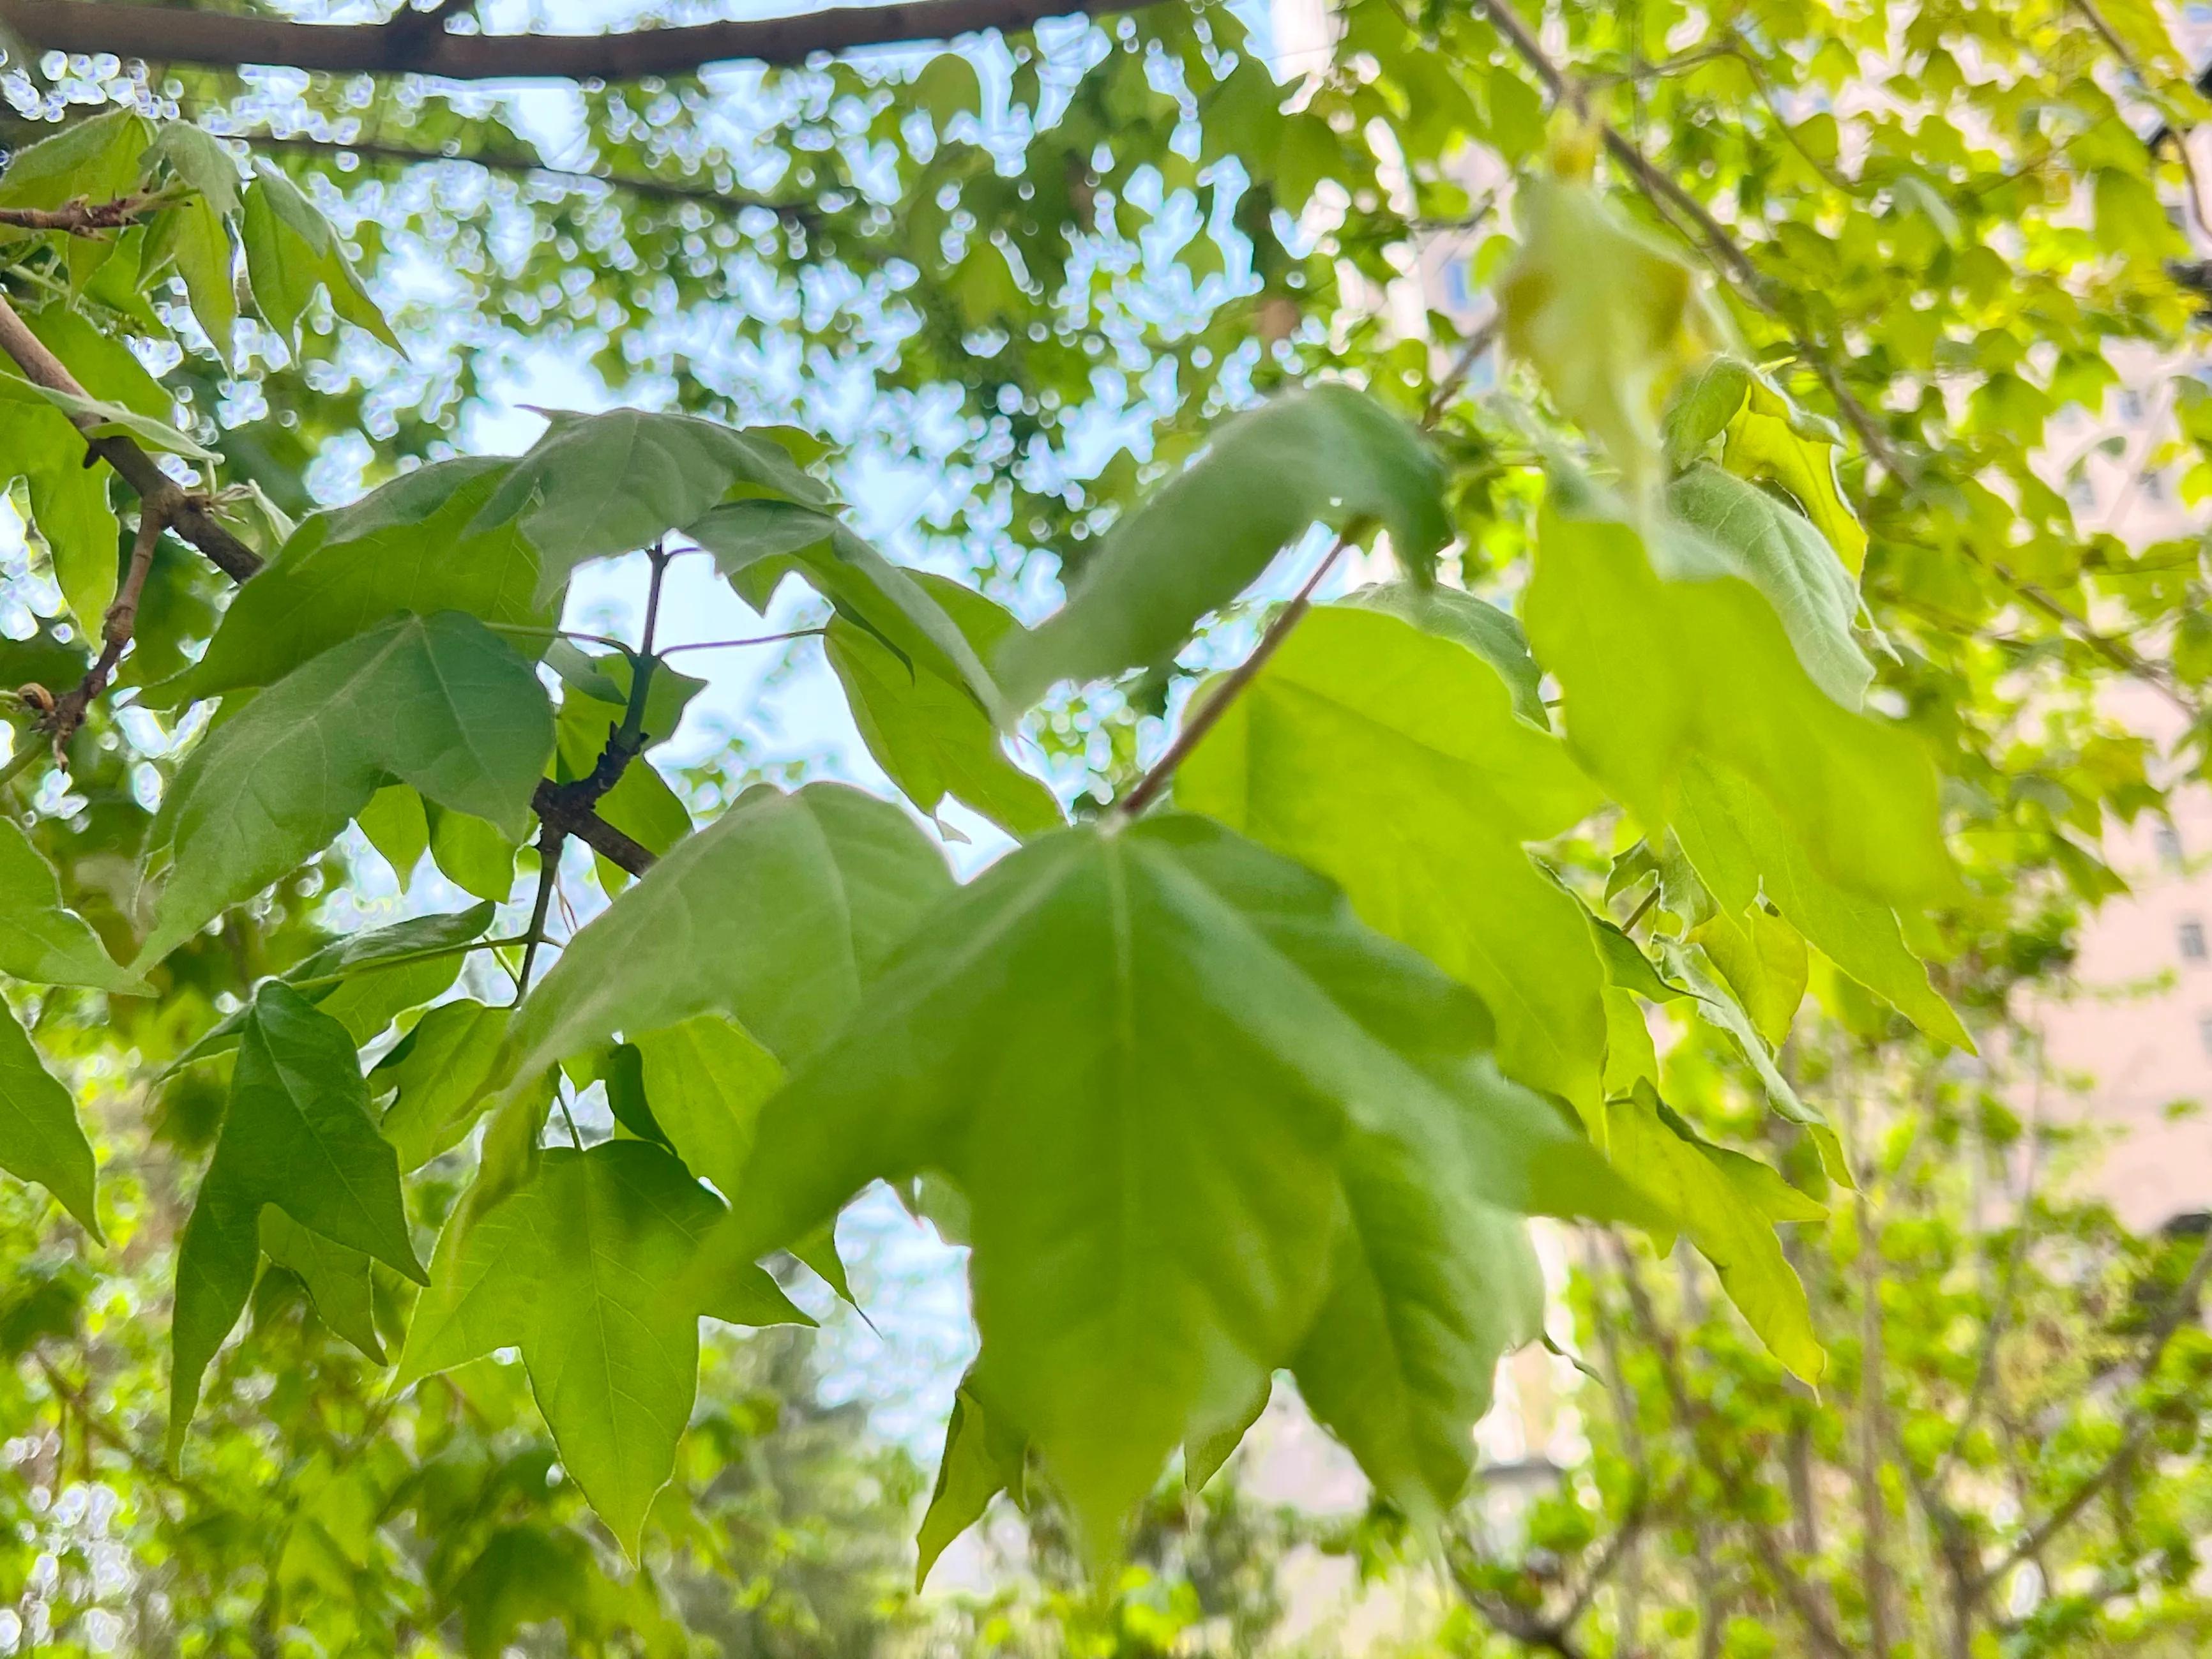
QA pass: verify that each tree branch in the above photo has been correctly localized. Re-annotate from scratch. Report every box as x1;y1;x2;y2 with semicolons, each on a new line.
0;289;262;582
45;503;165;752
238;132;817;227
0;0;1165;82
0;193;161;233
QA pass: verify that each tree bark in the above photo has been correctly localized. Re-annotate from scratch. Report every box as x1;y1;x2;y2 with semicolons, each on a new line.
0;0;1163;82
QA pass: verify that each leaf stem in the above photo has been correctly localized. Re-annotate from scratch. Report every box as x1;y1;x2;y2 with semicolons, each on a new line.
658;626;828;655
281;934;530;996
516;824;564;997
1114;520;1368;820
612;542;670;757
483;623;633;653
554;1087;586;1152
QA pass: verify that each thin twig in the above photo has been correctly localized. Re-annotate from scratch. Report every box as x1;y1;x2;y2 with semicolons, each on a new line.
45;506;167;754
1422;312;1503;426
238;131;821;229
1974;1228;2212;1593
659;626;828;655
1114;525;1363;819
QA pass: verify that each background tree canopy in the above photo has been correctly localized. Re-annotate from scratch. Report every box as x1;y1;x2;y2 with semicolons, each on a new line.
0;0;2209;1653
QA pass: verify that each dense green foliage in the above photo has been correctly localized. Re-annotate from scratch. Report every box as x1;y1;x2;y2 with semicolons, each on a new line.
1;0;2210;1649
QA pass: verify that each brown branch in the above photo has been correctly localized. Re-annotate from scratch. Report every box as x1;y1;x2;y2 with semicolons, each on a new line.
0;193;161;234
0;0;1164;82
0;289;263;582
529;778;653;876
238;132;817;227
43;503;165;753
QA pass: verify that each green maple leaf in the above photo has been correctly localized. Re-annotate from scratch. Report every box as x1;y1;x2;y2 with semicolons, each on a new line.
995;385;1451;708
1178;603;1609;1118
259;1208;384;1361
0;361;118;635
703;815;1650;1561
137;614;552;967
170;983;427;1457
0;815;145;993
0;997;100;1238
1672;757;1972;1052
825;572;1062;838
1339;579;1549;726
469;410;829;599
1289;1135;1547;1516
169;902;495;1073
374;999;511;1172
691;501;1004;716
397;1140;810;1554
1692;895;1810;1048
1524;481;1953;913
630;1016;852;1301
493;782;952;1103
1667;462;1874;709
1499;176;1716;496
240;166;401;352
151;464;556;706
1609;1084;1827;1383
0;110;153;229
1720;370;1868;578
915;1366;1029;1589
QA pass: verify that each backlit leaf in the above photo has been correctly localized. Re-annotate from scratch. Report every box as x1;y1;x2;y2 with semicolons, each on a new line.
471;409;828;599
1499;177;1715;495
1720;369;1868;578
826;572;1062;837
493;783;952;1103
170;984;425;1457
0;815;144;993
1178;604;1608;1116
707;816;1649;1559
396;1141;810;1554
259;1209;383;1361
0;997;100;1237
152;464;555;706
1339;579;1549;726
691;503;1003;715
996;386;1452;708
1524;482;1952;913
1610;1084;1826;1382
138;614;552;966
241;166;401;352
1667;463;1873;708
1672;757;1972;1050
375;999;510;1172
916;1367;1028;1589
